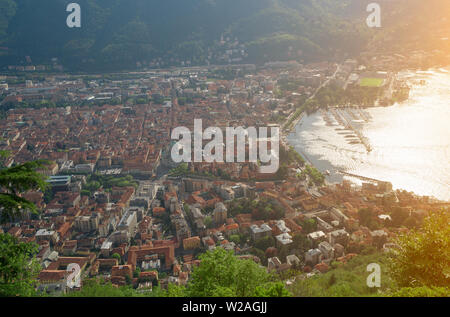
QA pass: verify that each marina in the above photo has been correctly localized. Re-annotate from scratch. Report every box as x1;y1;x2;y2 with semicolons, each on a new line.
323;107;373;152
288;68;450;201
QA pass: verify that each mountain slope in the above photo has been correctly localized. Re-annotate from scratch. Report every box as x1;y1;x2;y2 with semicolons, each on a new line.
0;0;407;71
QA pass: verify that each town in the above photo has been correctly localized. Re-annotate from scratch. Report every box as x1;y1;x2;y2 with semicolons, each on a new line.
1;48;449;295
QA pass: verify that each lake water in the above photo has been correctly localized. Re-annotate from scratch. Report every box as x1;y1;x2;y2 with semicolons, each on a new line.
288;68;450;201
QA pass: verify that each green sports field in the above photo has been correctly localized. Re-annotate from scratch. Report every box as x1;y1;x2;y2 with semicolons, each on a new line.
359;77;385;87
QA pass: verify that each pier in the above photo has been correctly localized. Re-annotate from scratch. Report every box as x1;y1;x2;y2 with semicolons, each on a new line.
327;108;372;152
336;169;384;183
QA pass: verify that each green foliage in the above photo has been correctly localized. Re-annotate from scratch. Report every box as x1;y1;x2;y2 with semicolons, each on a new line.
0;233;40;297
275;164;287;179
111;253;121;264
292;233;312;253
169;163;189;177
165;283;188;297
358;208;380;230
0;0;373;71
254;236;275;252
304;165;325;186
124;274;132;285
360;78;384;88
227;198;252;217
358;208;372;225
388;286;450;297
390;206;409;227
290;253;394;297
83;174;138;195
255;281;292;297
388;210;450;288
229;234;240;245
202;215;212;229
297;218;317;234
187;248;290;297
0;160;49;223
0;0;16;43
64;279;148;297
251;197;285;221
250;247;266;265
228;197;283;220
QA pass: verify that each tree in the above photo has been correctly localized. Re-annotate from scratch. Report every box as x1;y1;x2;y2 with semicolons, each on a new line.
203;215;212;229
187;248;289;297
390;207;409;227
0;0;16;43
389;210;450;288
111;253;121;264
254;236;275;251
0;233;41;296
358;208;379;230
166;283;187;297
64;279;147;297
327;273;337;287
299;218;317;234
389;286;450;297
254;282;291;297
293;233;312;253
229;234;240;245
251;247;266;265
403;216;419;229
234;260;268;297
276;164;288;179
0;160;49;223
187;248;238;297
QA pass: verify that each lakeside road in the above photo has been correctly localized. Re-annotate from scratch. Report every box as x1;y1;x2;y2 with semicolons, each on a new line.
281;63;341;133
280;63;341;146
284;68;450;201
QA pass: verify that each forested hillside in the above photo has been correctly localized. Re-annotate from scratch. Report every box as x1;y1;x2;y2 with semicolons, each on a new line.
0;0;372;71
0;0;448;71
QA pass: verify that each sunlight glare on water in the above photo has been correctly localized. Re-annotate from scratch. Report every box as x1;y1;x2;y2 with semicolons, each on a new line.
288;68;450;201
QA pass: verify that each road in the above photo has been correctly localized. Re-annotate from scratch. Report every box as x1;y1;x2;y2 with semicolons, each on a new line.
281;63;341;132
309;63;341;100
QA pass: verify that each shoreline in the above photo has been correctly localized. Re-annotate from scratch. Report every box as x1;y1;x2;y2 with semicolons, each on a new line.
281;67;450;202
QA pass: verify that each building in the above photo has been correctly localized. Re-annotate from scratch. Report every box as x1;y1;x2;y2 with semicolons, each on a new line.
127;243;175;270
201;236;215;251
307;231;327;247
100;241;113;257
318;241;335;260
370;230;388;248
330;208;349;223
286;254;301;267
74;214;99;233
74;163;95;174
46;175;71;192
218;186;235;201
316;217;334;233
213;202;227;225
111;265;133;285
62;240;77;256
37;270;69;295
275;233;293;247
35;229;59;245
250;224;272;241
328;229;349;246
305;248;323;266
267;257;282;271
183;236;201;250
274;220;291;235
117;208;138;236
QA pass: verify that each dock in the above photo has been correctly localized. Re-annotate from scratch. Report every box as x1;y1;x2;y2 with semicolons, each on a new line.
336;169;384;183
